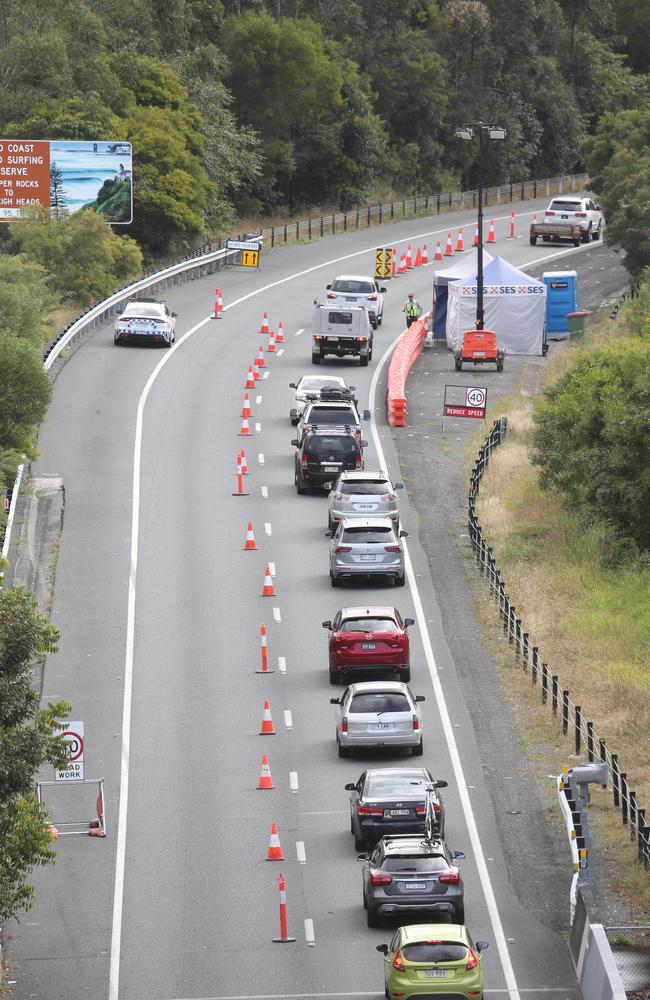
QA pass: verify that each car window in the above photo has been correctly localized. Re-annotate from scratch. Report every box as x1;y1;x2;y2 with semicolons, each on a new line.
365;775;426;796
390;931;401;953
300;377;342;392
349;693;410;713
342;528;393;543
340;481;390;495
402;943;468;964
122;303;163;318
549;200;581;211
306;408;356;424
383;856;449;873
341;618;398;632
308;437;358;456
328;311;353;324
332;280;375;294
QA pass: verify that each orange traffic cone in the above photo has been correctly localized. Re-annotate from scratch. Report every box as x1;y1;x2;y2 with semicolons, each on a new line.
244;521;257;550
445;232;454;256
434;241;443;261
266;822;284;860
245;366;255;389
252;361;261;381
399;253;406;273
232;456;249;497
242;392;252;418
256;622;273;673
473;223;479;247
260;310;270;335
256;345;266;368
392;247;397;278
260;699;276;734
257;754;274;789
456;229;465;252
421;244;429;264
239;415;252;436
487;219;496;243
240;449;249;475
213;287;223;319
406;244;413;269
276;321;285;343
508;210;515;239
414;246;422;267
262;564;276;596
267;331;276;353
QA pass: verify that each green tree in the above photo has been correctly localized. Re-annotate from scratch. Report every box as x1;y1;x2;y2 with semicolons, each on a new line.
0;587;69;922
0;333;51;452
532;338;650;551
0;254;55;346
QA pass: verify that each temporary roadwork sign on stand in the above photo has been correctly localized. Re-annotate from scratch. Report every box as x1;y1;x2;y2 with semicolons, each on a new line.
55;721;84;781
442;385;487;428
374;247;393;280
227;239;261;268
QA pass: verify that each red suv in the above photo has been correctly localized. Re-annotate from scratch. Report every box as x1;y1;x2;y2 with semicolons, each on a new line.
322;606;415;684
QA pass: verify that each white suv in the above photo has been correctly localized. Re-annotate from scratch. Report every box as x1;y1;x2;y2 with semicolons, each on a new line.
326;275;386;328
543;196;603;243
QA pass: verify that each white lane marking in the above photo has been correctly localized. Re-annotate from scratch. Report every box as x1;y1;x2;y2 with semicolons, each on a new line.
273;607;281;623
369;342;520;1000
256;395;262;405
111;225;590;998
261;486;268;498
283;709;293;729
258;453;265;464
278;656;287;673
277;348;284;356
255;422;262;433
289;770;298;792
294;328;304;336
264;522;272;536
268;562;276;576
296;840;306;863
304;918;315;947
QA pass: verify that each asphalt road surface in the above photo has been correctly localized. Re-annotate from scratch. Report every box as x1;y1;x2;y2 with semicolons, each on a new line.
6;200;623;1000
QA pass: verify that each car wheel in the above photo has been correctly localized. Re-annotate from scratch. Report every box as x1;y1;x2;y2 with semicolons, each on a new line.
497;358;504;372
593;224;601;241
401;667;411;682
367;906;380;928
454;904;465;925
581;225;591;244
330;571;341;588
338;740;349;758
354;831;366;851
395;573;405;587
363;889;368;910
350;815;355;834
412;738;423;756
454;358;462;371
359;354;368;367
329;668;340;685
312;352;321;365
377;312;383;326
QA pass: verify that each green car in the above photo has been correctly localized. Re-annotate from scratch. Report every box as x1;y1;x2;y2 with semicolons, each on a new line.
377;923;489;1000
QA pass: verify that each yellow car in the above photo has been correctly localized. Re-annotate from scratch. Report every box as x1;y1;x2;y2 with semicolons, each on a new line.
377;923;488;1000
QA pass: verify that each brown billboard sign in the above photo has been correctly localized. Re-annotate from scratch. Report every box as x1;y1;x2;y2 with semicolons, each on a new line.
0;140;50;217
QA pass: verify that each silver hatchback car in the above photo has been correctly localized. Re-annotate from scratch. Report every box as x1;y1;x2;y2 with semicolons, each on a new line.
330;681;425;757
328;517;408;587
327;471;403;530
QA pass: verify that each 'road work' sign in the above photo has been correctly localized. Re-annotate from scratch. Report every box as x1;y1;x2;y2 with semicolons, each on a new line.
55;721;85;781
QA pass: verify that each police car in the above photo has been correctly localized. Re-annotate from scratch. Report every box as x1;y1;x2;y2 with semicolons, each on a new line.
113;298;177;347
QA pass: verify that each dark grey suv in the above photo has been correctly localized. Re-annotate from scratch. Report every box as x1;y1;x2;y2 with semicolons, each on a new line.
293;429;366;493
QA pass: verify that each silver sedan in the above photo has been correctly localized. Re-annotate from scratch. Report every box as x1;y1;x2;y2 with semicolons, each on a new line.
327;517;408;587
327;471;403;530
330;681;425;757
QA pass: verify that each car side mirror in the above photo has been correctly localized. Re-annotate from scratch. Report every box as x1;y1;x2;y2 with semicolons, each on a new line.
395;482;404;490
357;852;369;861
476;941;489;952
415;695;425;702
376;944;389;955
291;439;299;447
344;782;356;791
360;440;368;448
404;618;415;627
363;409;371;420
380;286;387;293
322;620;332;629
330;697;341;705
399;529;409;537
453;850;465;860
289;382;296;388
323;482;333;490
171;312;178;317
434;779;449;789
595;204;602;212
325;529;333;537
326;284;332;290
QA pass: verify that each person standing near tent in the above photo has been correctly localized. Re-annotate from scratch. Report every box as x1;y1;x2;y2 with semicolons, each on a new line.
402;292;422;327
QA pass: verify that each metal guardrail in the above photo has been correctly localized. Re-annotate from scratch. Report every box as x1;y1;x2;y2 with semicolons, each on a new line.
0;462;25;589
468;420;650;871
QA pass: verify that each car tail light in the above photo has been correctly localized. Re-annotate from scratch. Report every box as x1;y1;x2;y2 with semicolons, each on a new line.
433;801;442;815
367;294;377;301
358;805;384;816
381;492;396;501
439;871;460;885
384;545;401;552
335;491;344;500
335;545;352;554
359;336;367;343
370;872;393;886
466;948;479;971
412;715;420;731
327;291;335;299
301;453;308;468
545;210;555;216
575;211;587;217
392;950;406;972
415;805;425;815
341;718;348;733
313;334;322;340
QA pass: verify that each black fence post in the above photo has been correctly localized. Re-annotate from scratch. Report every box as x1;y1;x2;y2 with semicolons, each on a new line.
320;216;324;238
515;619;522;656
522;632;529;669
472;190;476;208
271;226;275;248
636;809;646;862
367;206;371;227
391;202;395;220
630;791;637;838
296;221;299;241
532;647;539;685
308;219;312;240
621;773;628;824
542;663;548;703
562;689;569;733
412;195;417;214
379;204;383;225
356;209;360;229
587;721;594;762
436;194;441;213
533;180;537;198
612;754;620;807
283;223;287;243
520;182;525;200
331;214;335;235
344;213;347;232
509;183;513;201
448;192;452;208
575;706;581;754
402;199;406;218
599;738;606;762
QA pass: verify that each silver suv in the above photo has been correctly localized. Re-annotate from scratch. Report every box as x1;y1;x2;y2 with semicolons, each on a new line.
326;471;403;530
326;274;386;328
298;398;368;442
543;196;603;242
327;517;409;587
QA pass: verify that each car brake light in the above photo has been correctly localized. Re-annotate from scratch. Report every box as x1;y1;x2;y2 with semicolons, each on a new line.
415;805;426;815
335;491;344;500
357;805;384;816
466;948;479;971
301;453;308;468
575;211;587;217
392;950;405;972
412;715;420;731
384;545;401;552
359;336;367;342
341;718;348;733
370;872;393;886
367;294;377;301
327;291;335;298
439;871;460;884
335;545;352;554
381;492;396;501
433;802;442;815
545;210;555;215
313;334;321;340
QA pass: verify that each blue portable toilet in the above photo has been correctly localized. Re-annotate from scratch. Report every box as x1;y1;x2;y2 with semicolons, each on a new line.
543;271;578;340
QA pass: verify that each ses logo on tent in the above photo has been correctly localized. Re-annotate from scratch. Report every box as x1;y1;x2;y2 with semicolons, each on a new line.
459;284;545;296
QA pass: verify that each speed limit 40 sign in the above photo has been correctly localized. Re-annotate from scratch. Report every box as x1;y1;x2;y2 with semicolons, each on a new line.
466;386;486;409
55;721;85;781
443;384;488;421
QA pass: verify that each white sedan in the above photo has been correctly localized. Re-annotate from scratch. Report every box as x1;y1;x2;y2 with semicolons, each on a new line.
326;274;386;328
114;298;176;347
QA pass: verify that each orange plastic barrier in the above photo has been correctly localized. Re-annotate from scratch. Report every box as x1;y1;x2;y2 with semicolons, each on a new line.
387;315;430;427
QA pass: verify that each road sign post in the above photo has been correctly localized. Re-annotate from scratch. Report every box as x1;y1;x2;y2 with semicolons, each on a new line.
374;247;393;280
55;721;85;782
442;385;488;428
227;239;261;268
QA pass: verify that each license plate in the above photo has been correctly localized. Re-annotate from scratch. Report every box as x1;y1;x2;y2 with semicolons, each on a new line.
369;722;390;730
473;350;485;356
362;643;376;649
345;296;356;301
425;969;448;978
404;882;427;891
354;503;375;511
360;553;376;561
561;214;568;219
385;808;409;817
323;465;338;472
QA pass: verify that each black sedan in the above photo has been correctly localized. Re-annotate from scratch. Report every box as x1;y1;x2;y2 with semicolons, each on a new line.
345;767;447;850
358;833;465;927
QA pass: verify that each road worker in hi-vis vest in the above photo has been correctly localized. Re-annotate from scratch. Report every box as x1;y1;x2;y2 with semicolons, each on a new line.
402;292;422;327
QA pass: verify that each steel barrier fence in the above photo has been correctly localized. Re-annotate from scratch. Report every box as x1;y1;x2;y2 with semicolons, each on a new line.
468;419;650;871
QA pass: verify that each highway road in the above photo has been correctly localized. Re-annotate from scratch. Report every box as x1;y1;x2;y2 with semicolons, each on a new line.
7;198;605;1000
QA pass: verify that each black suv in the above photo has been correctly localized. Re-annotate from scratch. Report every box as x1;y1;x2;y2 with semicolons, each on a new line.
292;428;366;494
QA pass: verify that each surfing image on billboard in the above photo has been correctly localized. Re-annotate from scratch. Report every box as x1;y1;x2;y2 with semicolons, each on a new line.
49;140;133;223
